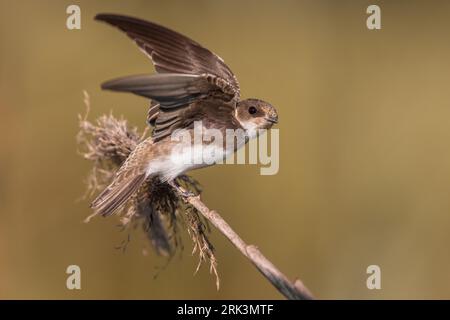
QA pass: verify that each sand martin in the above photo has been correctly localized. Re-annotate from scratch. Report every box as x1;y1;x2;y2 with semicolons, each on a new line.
91;14;278;216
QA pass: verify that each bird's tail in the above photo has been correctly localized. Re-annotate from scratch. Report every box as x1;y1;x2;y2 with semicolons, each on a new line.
90;138;154;216
91;173;147;217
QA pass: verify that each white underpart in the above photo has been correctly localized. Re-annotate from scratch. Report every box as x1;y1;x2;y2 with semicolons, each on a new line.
146;144;235;182
238;120;259;140
146;124;254;182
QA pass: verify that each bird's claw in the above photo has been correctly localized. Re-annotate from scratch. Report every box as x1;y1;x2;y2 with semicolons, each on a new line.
180;189;196;198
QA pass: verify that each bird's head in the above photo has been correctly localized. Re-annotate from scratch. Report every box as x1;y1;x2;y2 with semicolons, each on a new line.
235;98;278;132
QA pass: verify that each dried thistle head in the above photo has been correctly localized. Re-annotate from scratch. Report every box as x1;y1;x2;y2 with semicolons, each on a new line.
77;92;219;287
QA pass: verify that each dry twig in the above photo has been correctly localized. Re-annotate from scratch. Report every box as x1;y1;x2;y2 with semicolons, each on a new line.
170;185;314;300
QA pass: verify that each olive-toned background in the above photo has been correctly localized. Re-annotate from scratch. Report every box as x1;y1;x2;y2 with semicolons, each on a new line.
1;0;450;299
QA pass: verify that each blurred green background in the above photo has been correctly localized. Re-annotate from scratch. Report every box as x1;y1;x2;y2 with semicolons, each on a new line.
1;0;450;299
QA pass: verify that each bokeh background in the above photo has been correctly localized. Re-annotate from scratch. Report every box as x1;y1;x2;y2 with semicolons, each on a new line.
1;0;450;299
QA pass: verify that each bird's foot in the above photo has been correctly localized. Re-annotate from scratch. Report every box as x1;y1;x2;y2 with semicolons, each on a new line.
168;180;196;198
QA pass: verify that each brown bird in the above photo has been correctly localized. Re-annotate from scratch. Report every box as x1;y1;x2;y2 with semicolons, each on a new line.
91;14;279;216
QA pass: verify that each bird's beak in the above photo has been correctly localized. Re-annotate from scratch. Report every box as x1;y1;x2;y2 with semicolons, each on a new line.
265;116;278;124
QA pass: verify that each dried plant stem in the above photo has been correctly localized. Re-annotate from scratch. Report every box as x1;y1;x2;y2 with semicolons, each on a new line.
171;185;314;300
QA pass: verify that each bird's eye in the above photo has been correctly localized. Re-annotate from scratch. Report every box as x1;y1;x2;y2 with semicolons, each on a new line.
248;106;257;115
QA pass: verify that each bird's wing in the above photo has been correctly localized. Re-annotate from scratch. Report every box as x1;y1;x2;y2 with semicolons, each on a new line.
96;13;240;141
101;73;236;141
95;14;240;96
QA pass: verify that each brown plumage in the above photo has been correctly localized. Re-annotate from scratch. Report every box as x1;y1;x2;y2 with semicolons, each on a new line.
91;14;278;217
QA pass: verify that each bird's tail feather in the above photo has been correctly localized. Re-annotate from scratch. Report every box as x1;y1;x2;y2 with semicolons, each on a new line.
91;173;147;216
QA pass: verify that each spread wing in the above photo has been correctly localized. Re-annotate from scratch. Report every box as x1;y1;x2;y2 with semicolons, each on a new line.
101;73;236;141
95;14;240;141
95;14;240;95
